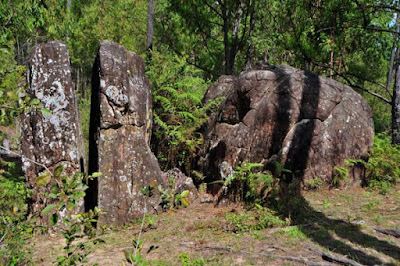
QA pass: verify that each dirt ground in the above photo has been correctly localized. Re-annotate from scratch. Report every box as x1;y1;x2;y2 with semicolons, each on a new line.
31;185;400;265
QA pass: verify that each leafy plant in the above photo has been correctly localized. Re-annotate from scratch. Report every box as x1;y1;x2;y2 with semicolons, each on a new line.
223;162;277;204
364;133;400;194
332;166;349;187
157;185;190;210
178;252;206;266
0;159;33;265
147;50;221;173
37;165;103;265
226;204;288;232
305;177;323;190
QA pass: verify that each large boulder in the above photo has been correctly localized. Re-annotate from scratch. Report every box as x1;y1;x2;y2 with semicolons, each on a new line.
21;41;85;225
197;65;374;188
88;41;165;226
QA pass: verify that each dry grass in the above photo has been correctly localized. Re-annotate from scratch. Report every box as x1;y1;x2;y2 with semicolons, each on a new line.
31;185;400;265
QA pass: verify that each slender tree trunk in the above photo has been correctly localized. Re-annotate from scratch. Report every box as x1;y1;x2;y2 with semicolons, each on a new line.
392;63;400;144
227;1;244;75
146;0;155;50
387;14;400;90
245;1;256;69
66;0;71;40
221;0;231;75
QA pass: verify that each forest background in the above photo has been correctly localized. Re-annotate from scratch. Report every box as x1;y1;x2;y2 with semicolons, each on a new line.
0;0;400;264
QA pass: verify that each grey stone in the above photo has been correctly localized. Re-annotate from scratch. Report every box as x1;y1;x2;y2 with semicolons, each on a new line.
88;41;165;226
20;41;85;226
197;65;374;189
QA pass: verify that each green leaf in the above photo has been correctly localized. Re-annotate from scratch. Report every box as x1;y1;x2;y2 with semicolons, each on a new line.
180;190;189;198
41;108;51;115
36;172;51;186
54;164;64;178
41;204;57;214
50;213;59;226
181;197;189;207
30;98;40;105
91;172;102;178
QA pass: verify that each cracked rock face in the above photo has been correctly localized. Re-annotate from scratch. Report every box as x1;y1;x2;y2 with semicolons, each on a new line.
21;41;85;225
88;41;164;226
197;65;374;187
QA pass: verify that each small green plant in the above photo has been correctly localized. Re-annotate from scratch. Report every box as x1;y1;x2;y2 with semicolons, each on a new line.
158;185;190;210
123;239;154;266
306;177;323;190
332;166;349;187
178;252;206;266
223;162;277;204
226;204;288;232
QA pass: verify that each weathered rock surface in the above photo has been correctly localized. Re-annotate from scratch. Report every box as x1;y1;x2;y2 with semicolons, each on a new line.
88;41;165;226
20;41;85;224
197;65;374;188
162;168;198;199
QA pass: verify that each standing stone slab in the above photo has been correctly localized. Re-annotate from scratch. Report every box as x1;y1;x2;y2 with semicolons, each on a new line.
88;41;164;226
197;65;374;189
21;41;85;225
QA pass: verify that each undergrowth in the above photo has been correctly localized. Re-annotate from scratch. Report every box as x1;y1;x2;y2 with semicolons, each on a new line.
0;159;32;265
364;132;400;194
226;204;288;232
147;49;222;173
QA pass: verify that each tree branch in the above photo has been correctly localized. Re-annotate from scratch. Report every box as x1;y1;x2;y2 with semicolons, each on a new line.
358;4;400;13
204;1;223;18
311;61;392;104
0;145;53;176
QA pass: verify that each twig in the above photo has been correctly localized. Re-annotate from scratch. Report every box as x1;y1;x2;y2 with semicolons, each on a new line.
134;200;147;259
0;215;10;244
374;227;400;238
309;246;363;266
0;145;53;176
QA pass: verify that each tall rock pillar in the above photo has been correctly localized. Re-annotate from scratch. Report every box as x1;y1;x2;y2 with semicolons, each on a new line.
88;41;164;226
21;41;85;226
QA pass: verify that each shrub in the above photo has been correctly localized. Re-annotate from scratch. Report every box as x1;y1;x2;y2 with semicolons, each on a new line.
223;162;278;205
364;133;400;194
226;204;288;232
0;159;33;265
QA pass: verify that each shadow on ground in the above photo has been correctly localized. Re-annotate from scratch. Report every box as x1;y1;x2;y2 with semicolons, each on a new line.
268;68;400;265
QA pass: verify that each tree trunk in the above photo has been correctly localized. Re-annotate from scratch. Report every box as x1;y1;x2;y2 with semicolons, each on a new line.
392;63;400;144
146;0;155;51
221;0;231;75
387;13;400;90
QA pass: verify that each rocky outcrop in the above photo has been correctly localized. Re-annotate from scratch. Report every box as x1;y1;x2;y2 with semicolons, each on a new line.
197;65;374;188
88;41;165;226
162;168;198;199
21;41;85;224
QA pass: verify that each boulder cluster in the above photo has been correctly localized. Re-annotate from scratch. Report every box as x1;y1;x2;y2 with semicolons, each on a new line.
20;41;374;226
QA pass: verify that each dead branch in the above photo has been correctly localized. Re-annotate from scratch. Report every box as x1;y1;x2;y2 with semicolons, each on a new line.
179;242;332;266
309;246;363;266
374;227;400;238
239;250;333;266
